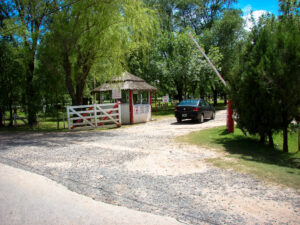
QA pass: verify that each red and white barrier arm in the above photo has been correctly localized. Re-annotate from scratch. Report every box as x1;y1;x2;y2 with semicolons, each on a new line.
188;33;234;133
189;34;226;86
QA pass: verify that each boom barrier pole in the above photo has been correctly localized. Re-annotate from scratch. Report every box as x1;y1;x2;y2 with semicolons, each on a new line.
188;34;234;133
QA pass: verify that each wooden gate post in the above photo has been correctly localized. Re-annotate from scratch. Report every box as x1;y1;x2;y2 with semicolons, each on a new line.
118;101;122;126
67;106;71;131
149;90;152;120
94;104;97;128
129;90;133;124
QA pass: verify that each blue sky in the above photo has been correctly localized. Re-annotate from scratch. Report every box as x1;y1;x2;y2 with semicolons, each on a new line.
233;1;280;30
234;0;280;15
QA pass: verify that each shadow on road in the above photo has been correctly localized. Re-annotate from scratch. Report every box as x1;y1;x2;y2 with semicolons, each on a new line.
170;119;210;125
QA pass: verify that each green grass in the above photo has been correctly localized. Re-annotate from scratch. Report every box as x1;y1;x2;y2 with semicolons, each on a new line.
0;120;69;132
212;102;227;111
177;126;300;189
152;106;175;120
1;110;69;132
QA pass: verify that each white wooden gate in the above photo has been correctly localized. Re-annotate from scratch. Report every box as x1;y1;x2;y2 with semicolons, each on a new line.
67;102;121;131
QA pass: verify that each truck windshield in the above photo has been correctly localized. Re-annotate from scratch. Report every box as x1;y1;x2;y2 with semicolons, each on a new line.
178;100;199;106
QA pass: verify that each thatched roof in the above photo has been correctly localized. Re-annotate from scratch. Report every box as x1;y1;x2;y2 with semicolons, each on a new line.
92;72;157;92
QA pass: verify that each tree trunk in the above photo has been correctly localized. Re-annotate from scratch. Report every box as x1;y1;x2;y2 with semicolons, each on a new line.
224;94;227;106
240;127;248;136
283;125;288;152
63;52;76;105
178;88;183;102
0;107;4;127
56;107;59;130
75;83;84;105
259;133;265;143
268;130;274;148
26;60;37;127
296;115;300;152
176;81;183;102
9;104;13;127
213;90;217;106
298;125;300;152
199;84;205;99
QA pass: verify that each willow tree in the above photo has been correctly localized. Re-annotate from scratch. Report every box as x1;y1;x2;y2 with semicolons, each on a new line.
41;0;156;105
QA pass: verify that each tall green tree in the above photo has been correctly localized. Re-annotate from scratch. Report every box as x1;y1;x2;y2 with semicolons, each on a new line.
42;0;156;105
0;39;23;126
273;0;300;152
201;9;244;105
230;16;278;146
174;0;237;33
36;36;67;128
230;3;300;152
130;0;236;101
1;0;56;126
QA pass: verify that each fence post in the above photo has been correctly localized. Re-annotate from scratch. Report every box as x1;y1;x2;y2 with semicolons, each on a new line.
94;104;97;128
62;109;65;129
67;106;71;131
118;101;122;126
13;113;17;126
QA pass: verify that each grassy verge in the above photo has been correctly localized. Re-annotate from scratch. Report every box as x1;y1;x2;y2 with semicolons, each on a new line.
0;120;69;132
1;110;69;132
213;103;227;111
177;126;300;189
152;107;175;120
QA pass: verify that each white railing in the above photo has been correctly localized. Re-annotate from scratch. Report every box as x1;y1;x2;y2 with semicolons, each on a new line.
66;102;121;131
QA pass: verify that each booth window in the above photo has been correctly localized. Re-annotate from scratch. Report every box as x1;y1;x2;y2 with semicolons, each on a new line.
133;92;141;104
102;92;114;103
142;91;149;104
133;91;149;104
121;90;128;103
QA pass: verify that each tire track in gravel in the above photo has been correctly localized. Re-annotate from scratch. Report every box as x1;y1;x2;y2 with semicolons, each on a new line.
0;110;299;225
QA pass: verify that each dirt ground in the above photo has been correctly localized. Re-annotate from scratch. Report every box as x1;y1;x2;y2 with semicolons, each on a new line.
0;110;299;225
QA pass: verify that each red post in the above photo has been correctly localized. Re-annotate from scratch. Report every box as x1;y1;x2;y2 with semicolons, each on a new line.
129;90;133;124
155;91;157;112
149;90;152;120
227;100;234;133
98;92;101;104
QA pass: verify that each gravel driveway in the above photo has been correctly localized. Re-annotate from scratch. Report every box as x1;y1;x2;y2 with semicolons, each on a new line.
0;110;299;225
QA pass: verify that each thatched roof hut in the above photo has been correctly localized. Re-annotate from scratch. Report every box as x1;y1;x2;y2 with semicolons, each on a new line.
92;72;157;124
92;72;157;92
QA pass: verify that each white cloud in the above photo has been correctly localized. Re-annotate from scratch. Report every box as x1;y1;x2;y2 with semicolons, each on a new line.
242;4;252;15
243;9;269;31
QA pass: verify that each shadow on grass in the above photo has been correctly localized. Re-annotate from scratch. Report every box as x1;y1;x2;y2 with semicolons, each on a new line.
212;129;300;169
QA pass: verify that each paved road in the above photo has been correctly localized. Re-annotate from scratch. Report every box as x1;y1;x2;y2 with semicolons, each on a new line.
0;110;299;224
0;163;182;225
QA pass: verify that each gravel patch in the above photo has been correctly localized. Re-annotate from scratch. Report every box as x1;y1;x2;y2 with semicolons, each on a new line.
0;110;299;224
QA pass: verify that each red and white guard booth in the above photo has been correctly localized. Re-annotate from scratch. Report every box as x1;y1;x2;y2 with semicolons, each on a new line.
92;72;157;124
